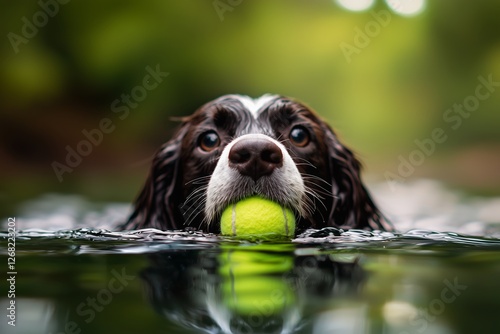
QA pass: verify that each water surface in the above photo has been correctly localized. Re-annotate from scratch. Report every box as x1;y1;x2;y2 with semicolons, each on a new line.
1;180;500;334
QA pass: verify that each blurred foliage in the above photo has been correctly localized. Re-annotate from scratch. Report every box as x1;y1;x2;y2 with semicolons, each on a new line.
1;0;500;211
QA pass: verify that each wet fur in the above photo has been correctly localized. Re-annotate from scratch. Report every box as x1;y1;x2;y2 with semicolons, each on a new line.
120;95;392;233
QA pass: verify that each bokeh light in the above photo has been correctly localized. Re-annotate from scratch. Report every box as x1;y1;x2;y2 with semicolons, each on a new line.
386;0;426;16
336;0;375;12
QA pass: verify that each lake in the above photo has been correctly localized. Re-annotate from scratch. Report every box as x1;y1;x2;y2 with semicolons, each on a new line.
1;180;500;334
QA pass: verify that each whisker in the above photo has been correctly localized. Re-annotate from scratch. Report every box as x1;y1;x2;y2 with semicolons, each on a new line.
305;188;327;212
275;133;286;143
300;193;317;219
183;196;207;227
292;157;317;169
302;175;333;197
184;185;208;203
300;173;332;186
198;210;212;231
185;175;211;186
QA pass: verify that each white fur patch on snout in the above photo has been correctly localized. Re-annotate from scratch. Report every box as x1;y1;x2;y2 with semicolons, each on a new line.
205;134;305;224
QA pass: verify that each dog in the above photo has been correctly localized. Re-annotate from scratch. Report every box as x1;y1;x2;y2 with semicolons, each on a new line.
120;94;392;233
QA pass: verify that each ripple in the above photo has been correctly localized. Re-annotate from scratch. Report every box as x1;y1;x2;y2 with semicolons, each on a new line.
2;226;500;256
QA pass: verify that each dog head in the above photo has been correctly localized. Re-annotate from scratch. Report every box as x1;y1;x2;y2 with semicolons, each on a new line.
121;95;391;233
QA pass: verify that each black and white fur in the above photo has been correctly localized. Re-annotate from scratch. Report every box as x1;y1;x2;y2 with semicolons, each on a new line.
120;94;392;233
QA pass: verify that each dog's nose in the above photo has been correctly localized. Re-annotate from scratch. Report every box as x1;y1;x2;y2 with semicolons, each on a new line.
228;138;283;181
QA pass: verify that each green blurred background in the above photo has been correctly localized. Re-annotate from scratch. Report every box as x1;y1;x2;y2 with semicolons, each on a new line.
1;0;500;217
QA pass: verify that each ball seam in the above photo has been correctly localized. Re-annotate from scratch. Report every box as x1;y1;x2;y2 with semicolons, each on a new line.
282;206;289;236
231;203;237;236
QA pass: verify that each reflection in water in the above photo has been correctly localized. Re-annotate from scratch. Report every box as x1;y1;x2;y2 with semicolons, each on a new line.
141;244;364;334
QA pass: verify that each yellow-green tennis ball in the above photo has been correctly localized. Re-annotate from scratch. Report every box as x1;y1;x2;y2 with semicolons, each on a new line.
220;196;295;239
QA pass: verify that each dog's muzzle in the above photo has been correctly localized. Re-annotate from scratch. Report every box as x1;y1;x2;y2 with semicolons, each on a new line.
204;134;305;224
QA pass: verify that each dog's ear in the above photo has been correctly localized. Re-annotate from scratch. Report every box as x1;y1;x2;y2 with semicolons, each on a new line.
119;124;189;230
320;122;393;231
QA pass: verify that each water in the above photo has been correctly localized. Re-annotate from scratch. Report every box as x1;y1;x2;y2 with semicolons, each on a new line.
1;180;500;334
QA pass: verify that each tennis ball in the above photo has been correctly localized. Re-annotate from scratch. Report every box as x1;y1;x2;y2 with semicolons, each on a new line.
220;196;295;239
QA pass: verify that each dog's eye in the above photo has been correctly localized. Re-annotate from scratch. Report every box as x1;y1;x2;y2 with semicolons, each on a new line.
199;131;220;152
289;126;310;147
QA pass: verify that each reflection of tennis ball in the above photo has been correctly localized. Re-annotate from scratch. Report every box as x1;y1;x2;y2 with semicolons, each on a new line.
220;196;295;239
219;246;295;316
222;276;294;315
